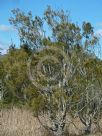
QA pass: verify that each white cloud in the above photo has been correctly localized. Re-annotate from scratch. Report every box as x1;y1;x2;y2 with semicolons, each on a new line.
0;49;7;54
0;41;6;47
0;41;8;54
95;29;102;37
97;22;102;27
0;25;15;32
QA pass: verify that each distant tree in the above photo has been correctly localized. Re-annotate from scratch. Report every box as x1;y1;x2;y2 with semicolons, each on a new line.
0;48;5;102
20;43;32;55
2;48;29;103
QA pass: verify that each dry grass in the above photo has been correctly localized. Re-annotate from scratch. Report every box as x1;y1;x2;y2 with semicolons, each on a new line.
0;107;102;136
0;107;46;136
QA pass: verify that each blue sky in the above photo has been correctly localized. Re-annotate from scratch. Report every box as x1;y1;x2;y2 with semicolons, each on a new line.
0;0;102;57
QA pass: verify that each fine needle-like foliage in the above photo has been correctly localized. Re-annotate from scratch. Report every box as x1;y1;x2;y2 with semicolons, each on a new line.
0;6;102;136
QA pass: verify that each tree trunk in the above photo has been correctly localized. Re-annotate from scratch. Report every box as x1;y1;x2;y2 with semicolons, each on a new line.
53;124;65;136
79;115;92;135
84;123;91;135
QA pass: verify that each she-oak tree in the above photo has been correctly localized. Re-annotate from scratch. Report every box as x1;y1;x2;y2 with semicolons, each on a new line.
1;6;102;136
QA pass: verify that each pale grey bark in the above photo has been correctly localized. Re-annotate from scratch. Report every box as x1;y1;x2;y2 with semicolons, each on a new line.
0;80;4;101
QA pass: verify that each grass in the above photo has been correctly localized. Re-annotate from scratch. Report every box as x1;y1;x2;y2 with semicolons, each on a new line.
1;107;102;136
0;107;45;136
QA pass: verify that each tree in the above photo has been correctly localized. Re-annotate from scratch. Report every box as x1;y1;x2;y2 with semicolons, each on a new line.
73;56;102;134
7;6;102;136
9;9;44;50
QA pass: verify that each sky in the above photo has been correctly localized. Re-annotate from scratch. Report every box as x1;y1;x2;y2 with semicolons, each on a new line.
0;0;102;58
